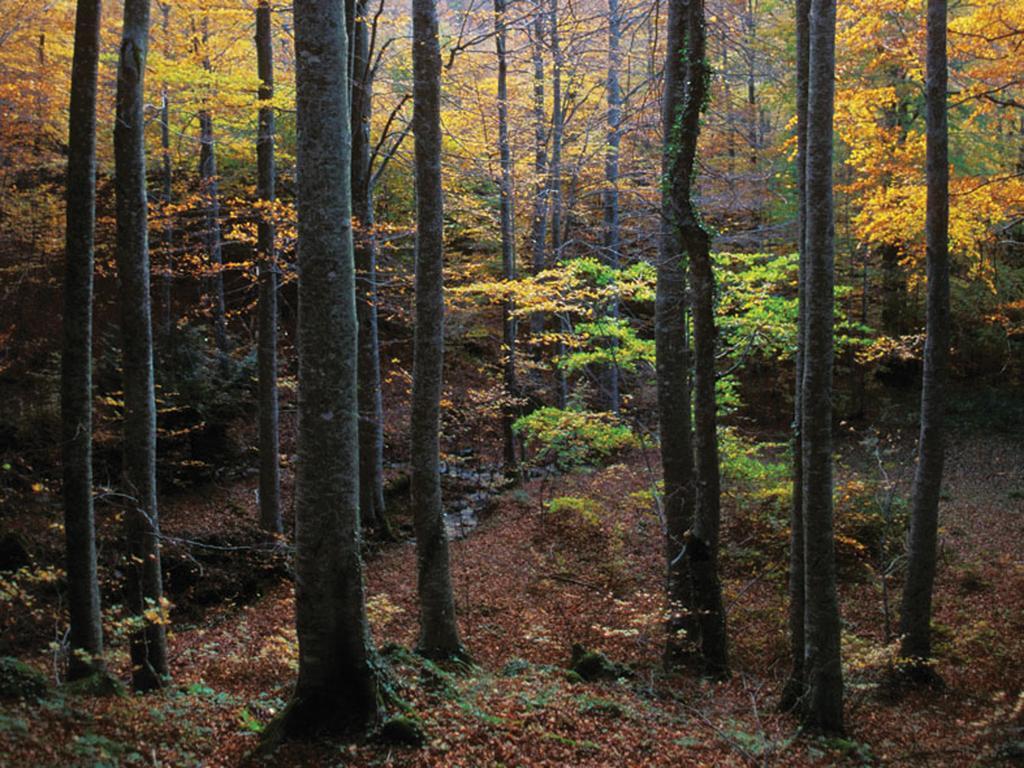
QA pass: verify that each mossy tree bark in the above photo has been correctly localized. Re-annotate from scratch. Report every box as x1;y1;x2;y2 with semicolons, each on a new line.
114;0;170;692
657;0;698;670
61;0;104;681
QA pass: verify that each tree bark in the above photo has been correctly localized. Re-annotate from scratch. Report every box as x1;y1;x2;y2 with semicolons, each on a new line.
114;0;170;692
598;0;621;415
255;0;281;535
682;0;728;677
351;0;390;536
276;0;383;737
801;0;843;733
781;0;810;714
158;3;173;345
528;3;548;337
657;0;698;670
411;0;465;659
549;0;568;408
197;16;228;361
61;0;104;681
899;0;949;682
495;0;518;472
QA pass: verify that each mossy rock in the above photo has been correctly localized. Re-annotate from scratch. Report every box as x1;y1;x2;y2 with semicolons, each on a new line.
0;657;50;701
377;716;427;748
578;696;625;718
569;644;631;683
65;671;125;698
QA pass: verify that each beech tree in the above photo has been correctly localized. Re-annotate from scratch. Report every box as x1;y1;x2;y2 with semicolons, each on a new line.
61;0;104;681
782;0;810;713
411;0;465;659
599;0;622;415
495;0;518;471
114;0;170;692
657;0;698;669
899;0;950;682
800;0;843;733
350;0;391;535
255;0;280;534
272;0;384;737
684;0;729;677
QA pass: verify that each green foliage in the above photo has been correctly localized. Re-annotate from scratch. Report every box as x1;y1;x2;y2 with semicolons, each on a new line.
514;408;638;470
559;318;655;375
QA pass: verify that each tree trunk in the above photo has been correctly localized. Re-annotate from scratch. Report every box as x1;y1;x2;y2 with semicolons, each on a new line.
351;0;390;537
599;0;621;415
528;3;548;337
495;0;518;472
114;0;170;692
681;0;728;677
549;0;568;408
657;0;698;670
781;0;810;714
801;0;843;733
274;0;383;737
158;3;173;345
899;0;949;682
411;0;465;659
255;0;281;535
61;0;104;681
879;244;906;336
197;16;228;360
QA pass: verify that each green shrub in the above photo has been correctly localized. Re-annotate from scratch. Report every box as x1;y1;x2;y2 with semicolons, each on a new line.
514;407;638;470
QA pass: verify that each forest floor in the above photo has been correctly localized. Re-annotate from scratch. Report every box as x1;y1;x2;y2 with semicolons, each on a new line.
0;415;1022;766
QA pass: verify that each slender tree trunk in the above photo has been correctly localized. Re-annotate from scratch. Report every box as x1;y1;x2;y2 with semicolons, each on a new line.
351;0;390;536
271;0;383;738
255;0;281;535
657;0;698;669
549;0;568;408
411;0;465;659
781;0;810;714
599;0;621;415
197;16;228;360
61;0;104;681
529;4;548;337
680;0;728;677
801;0;843;733
495;0;518;472
899;0;949;682
158;3;173;345
114;0;170;692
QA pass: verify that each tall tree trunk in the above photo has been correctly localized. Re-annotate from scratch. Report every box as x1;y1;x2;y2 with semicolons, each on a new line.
657;0;698;670
801;0;843;733
411;0;465;659
197;16;228;360
879;244;906;336
273;0;383;737
528;3;548;337
495;0;518;472
351;0;390;536
599;0;621;415
899;0;949;682
158;3;173;345
255;0;281;535
549;0;568;408
114;0;170;692
781;0;810;714
61;0;104;682
682;0;728;677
